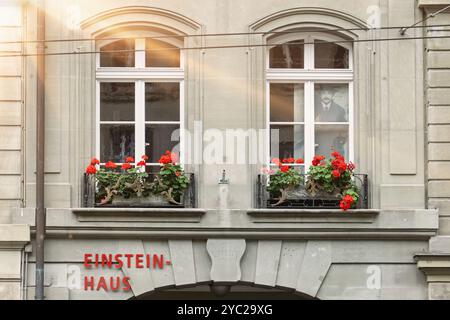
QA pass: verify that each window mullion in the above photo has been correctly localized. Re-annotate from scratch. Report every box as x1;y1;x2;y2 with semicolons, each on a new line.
349;81;354;163
135;80;146;163
96;81;100;161
135;38;145;69
305;36;314;70
304;81;315;167
179;81;185;165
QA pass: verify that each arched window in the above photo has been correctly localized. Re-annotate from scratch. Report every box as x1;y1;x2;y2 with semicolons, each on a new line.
267;33;353;169
96;30;184;171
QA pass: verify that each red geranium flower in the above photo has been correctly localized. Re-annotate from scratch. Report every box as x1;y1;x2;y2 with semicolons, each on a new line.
296;158;304;164
90;157;100;166
338;162;347;171
137;161;146;167
121;163;132;170
141;155;149;161
343;194;355;204
282;158;295;164
125;157;134;163
280;166;290;173
105;161;117;169
159;151;179;164
85;164;97;175
312;155;325;166
340;195;355;211
340;200;351;211
332;170;341;178
159;154;171;165
332;151;344;161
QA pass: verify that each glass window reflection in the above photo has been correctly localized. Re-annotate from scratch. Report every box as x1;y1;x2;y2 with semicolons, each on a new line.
100;124;135;163
314;40;349;69
269;40;304;69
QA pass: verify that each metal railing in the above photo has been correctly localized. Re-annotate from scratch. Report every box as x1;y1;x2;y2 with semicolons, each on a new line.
256;174;369;209
83;173;196;208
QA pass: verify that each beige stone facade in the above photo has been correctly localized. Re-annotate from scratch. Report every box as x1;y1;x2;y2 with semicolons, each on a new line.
1;0;450;300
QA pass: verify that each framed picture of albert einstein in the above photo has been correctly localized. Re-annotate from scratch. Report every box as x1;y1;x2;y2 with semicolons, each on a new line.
314;83;350;159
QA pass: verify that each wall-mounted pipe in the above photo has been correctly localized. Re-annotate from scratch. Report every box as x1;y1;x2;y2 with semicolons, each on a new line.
35;0;46;301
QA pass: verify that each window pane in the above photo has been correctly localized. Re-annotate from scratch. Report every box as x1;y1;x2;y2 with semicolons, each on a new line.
100;83;135;121
100;124;135;163
145;124;180;163
270;125;304;161
145;83;180;121
315;83;349;122
269;40;304;69
314;40;349;69
146;38;180;68
315;124;349;159
270;83;304;122
99;39;135;67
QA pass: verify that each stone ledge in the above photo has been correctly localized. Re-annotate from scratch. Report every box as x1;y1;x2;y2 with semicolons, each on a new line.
418;0;450;8
72;208;207;223
415;253;450;282
13;208;439;240
247;209;380;223
0;224;30;249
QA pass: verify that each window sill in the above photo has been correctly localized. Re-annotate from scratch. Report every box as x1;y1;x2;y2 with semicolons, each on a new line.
247;209;380;224
72;208;206;223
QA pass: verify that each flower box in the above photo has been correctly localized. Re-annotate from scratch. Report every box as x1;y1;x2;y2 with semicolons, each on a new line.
258;152;369;210
83;153;196;208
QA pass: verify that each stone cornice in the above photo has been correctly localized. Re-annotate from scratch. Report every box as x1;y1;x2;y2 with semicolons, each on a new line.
415;253;450;281
13;208;439;241
72;208;206;223
418;0;450;8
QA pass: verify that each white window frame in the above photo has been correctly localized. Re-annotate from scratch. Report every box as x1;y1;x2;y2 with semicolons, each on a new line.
266;33;354;168
95;36;185;167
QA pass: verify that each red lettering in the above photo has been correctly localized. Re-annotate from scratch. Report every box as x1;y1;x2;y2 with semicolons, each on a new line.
110;277;121;292
135;254;144;268
101;254;113;269
125;254;133;268
84;276;95;290
153;254;164;269
94;253;99;268
114;254;123;269
96;276;108;291
84;254;92;268
122;277;131;292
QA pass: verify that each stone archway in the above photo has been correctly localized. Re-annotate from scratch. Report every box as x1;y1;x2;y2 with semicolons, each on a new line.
132;284;316;300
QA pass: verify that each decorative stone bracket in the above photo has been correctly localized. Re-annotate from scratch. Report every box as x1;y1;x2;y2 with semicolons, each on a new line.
206;239;246;283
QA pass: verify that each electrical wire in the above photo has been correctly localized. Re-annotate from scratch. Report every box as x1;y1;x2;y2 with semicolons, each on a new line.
0;34;449;58
400;5;450;35
0;22;449;45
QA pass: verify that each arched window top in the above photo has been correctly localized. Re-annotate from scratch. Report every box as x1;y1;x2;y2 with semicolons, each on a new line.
268;32;352;70
97;29;183;68
145;38;180;68
269;40;304;69
99;39;135;68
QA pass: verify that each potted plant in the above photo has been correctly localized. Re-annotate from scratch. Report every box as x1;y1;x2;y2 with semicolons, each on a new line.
263;151;360;211
305;151;359;211
149;151;190;205
85;151;190;207
266;157;305;207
